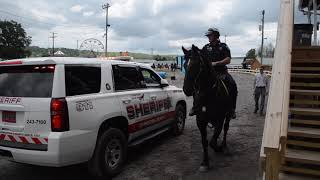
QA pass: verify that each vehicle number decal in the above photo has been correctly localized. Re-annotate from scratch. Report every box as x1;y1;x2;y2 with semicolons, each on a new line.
76;100;93;112
0;97;22;104
26;120;47;125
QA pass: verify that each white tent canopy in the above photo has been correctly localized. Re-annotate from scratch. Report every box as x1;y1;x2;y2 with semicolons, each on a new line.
54;50;65;56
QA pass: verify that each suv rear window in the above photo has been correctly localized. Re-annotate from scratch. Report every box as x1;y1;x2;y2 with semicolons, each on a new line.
65;65;101;96
0;65;54;97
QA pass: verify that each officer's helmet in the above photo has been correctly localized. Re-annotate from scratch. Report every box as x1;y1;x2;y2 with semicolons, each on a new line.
205;28;220;37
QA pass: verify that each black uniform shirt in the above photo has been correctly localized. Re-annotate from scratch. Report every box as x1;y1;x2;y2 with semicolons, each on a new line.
202;41;231;71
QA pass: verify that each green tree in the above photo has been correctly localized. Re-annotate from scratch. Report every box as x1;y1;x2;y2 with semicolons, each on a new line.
257;43;275;58
0;20;32;60
245;49;256;58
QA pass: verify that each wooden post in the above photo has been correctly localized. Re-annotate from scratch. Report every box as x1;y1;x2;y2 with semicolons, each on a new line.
280;137;287;165
265;148;281;180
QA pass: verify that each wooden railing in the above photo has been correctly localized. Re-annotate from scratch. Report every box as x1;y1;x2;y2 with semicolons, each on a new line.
260;0;293;179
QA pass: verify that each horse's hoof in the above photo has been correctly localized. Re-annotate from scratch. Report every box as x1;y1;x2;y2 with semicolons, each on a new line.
199;160;210;172
210;143;220;152
199;165;209;172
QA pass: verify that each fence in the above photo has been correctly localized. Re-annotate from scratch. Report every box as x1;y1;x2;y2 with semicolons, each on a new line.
228;65;272;77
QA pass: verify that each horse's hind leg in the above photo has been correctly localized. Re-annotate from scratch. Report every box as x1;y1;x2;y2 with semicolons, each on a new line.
222;115;231;149
196;113;209;172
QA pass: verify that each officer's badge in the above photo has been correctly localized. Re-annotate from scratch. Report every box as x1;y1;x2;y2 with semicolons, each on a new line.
207;47;212;51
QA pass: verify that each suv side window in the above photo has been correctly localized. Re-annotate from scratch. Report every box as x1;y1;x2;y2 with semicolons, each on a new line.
112;65;143;91
140;68;161;87
65;65;101;96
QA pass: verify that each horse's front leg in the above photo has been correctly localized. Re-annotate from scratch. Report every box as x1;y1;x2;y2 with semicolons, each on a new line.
196;113;209;172
210;115;224;152
222;115;231;149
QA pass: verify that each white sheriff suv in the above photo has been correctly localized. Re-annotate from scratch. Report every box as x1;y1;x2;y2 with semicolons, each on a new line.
0;57;187;178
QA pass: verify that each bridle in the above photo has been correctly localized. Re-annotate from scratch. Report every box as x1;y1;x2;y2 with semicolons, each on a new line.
186;50;204;94
188;50;222;96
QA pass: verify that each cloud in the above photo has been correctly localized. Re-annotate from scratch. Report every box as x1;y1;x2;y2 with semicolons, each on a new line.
70;5;84;13
83;11;94;17
30;9;67;23
0;0;299;56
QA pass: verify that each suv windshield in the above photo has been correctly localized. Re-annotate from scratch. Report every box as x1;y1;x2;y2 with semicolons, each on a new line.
0;65;54;97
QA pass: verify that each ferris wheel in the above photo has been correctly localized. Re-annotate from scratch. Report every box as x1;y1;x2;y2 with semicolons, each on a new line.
79;38;104;57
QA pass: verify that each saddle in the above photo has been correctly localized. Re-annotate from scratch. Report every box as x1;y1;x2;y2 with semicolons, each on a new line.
207;74;232;129
213;74;229;98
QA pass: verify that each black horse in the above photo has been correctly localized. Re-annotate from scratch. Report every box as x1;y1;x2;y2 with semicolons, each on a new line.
182;45;233;172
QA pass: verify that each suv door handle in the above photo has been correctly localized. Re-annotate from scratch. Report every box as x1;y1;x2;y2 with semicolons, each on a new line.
122;98;132;104
150;95;157;100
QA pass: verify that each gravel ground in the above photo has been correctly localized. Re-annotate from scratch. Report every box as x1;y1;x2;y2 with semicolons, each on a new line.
0;72;266;180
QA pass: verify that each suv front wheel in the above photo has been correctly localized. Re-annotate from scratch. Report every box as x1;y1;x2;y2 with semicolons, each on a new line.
171;104;186;136
89;128;127;178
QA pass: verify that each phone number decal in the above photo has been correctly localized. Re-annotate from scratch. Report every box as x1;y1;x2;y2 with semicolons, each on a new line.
26;120;47;125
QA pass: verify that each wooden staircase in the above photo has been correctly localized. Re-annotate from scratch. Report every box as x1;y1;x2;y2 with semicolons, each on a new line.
281;47;320;178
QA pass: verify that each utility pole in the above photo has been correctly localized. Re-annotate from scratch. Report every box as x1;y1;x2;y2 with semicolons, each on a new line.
224;35;227;43
313;0;318;45
260;10;265;65
102;2;111;57
50;32;57;57
76;40;79;56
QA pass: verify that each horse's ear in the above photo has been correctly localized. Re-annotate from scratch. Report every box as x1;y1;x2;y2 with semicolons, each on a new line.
182;46;188;55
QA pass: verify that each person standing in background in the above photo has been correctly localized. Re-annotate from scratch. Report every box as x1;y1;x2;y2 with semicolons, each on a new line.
254;67;268;115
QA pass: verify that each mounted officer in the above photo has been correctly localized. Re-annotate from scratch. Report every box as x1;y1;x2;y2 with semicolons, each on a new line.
189;28;238;119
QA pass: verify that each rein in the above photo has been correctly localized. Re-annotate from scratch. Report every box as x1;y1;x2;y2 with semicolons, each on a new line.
190;52;229;98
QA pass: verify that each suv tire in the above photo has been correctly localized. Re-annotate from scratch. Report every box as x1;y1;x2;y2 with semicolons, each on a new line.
171;104;186;136
88;128;128;179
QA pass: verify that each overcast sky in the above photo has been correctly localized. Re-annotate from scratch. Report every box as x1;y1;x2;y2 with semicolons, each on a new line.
0;0;309;56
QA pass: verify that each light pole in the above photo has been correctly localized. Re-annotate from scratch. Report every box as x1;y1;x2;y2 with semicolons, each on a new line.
102;3;111;57
260;10;265;65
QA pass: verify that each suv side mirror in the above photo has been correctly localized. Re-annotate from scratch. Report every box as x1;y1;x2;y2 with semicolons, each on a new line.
160;79;169;88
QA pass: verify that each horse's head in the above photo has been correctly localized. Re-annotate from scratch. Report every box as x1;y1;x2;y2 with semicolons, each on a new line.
182;44;206;96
